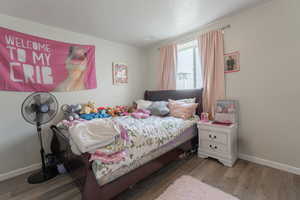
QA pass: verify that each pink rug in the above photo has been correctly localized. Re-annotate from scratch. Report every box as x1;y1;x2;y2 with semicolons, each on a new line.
156;175;239;200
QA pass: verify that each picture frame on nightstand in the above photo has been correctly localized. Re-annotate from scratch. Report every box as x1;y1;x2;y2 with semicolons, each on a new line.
214;100;239;124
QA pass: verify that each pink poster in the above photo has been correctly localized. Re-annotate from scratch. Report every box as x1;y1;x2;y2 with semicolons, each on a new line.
0;27;97;92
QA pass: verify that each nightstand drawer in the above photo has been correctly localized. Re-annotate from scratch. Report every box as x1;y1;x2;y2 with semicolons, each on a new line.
199;129;227;144
200;140;228;155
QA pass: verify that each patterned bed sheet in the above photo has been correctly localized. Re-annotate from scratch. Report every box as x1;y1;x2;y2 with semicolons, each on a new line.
92;115;198;186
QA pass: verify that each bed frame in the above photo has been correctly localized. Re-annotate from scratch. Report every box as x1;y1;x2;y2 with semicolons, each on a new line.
50;89;203;200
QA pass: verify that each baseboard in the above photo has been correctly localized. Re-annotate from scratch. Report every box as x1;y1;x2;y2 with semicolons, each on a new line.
238;153;300;175
0;163;41;182
1;154;300;182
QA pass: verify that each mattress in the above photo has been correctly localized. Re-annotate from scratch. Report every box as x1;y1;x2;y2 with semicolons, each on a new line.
57;115;198;186
91;115;198;186
93;125;197;186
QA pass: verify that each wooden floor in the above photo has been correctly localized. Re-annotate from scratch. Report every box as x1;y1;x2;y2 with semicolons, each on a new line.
1;156;299;200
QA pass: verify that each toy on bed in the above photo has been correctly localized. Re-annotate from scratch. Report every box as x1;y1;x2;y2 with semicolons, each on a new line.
78;102;110;120
77;102;141;120
115;106;131;116
105;104;150;119
105;106;131;117
61;104;82;121
131;108;151;119
80;109;111;120
105;107;117;117
80;101;98;114
97;107;111;117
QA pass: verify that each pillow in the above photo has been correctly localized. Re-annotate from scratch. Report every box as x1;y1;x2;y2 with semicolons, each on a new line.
135;99;152;109
170;98;196;104
148;101;170;116
169;98;197;114
168;100;198;120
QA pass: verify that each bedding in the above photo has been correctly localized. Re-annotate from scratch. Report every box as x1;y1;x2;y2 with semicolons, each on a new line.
92;115;198;185
57;115;198;186
93;124;197;186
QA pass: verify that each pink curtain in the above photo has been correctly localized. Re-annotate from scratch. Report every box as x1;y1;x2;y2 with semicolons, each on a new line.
158;44;177;90
198;30;225;117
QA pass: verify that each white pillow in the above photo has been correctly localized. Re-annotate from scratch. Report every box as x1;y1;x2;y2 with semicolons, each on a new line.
148;101;169;116
135;99;152;109
171;98;196;104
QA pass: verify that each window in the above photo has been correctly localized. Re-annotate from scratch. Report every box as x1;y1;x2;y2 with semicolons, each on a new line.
176;40;202;90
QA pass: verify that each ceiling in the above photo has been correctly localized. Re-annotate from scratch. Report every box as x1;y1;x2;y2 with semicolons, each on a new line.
0;0;265;47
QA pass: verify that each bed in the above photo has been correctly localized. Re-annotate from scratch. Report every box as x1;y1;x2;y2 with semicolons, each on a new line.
50;89;203;200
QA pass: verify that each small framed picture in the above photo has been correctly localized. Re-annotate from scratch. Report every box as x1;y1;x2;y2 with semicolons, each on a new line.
112;63;128;85
224;51;240;73
215;100;239;124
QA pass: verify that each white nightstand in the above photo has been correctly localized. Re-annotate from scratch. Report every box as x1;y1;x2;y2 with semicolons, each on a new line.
197;121;238;167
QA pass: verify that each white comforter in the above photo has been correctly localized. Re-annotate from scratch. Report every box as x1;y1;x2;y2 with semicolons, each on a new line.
69;118;120;153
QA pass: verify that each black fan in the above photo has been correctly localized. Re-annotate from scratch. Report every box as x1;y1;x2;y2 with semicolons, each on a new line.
21;92;59;184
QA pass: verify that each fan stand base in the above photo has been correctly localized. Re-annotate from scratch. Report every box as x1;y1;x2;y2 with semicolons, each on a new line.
27;166;58;184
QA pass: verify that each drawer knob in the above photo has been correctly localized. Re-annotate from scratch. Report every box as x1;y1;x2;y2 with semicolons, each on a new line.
209;144;213;148
209;134;212;138
214;146;218;149
213;135;217;139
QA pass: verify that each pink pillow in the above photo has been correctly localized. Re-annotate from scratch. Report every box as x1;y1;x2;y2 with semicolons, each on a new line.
168;100;198;120
131;112;150;119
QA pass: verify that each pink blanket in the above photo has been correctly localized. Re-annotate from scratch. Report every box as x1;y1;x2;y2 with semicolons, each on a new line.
131;109;151;119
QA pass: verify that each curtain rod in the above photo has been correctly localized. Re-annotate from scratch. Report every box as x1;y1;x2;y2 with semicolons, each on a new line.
158;24;231;50
221;24;231;30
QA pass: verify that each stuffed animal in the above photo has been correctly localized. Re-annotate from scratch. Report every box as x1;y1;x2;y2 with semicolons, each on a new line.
131;109;151;119
61;104;82;121
98;109;111;118
80;101;98;114
97;107;106;111
114;106;122;116
106;107;116;117
89;101;98;113
80;109;111;120
80;105;91;114
115;106;130;116
127;106;136;113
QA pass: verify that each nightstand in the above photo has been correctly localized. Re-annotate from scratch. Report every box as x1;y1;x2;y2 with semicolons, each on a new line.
197;121;238;167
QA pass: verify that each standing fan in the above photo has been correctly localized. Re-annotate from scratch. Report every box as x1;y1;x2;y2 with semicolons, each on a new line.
21;92;59;184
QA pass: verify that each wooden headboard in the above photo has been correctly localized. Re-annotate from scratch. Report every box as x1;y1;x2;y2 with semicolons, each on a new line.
144;89;203;116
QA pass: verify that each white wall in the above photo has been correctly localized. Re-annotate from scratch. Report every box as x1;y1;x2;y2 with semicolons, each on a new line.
0;14;147;175
146;0;300;168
